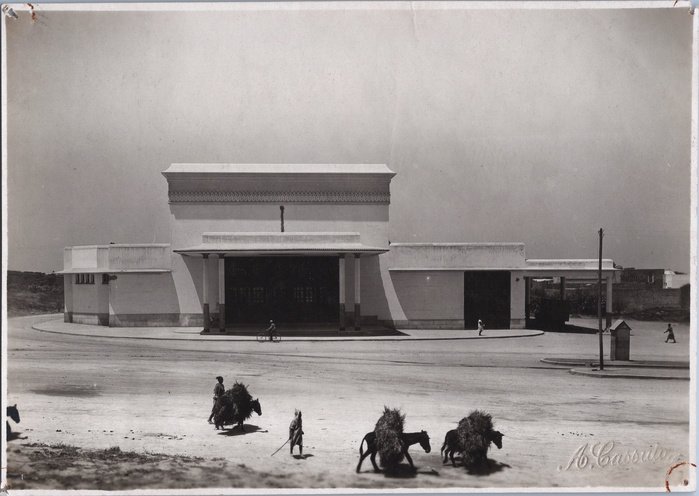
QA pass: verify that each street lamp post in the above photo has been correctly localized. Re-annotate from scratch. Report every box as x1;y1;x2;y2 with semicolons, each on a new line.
598;228;604;371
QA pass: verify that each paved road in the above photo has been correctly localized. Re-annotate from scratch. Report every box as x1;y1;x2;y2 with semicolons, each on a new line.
5;315;693;490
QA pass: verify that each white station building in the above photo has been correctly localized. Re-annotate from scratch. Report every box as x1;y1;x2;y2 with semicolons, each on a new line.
61;164;617;331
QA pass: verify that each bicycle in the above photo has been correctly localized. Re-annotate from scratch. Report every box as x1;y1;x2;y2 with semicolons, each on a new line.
256;330;281;343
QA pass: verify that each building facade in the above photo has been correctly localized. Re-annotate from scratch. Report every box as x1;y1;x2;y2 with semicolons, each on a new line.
61;164;617;331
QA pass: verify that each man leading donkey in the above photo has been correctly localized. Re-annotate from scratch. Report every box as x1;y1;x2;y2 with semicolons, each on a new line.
208;376;225;423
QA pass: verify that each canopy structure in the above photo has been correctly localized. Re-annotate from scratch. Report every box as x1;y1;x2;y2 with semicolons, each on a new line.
174;232;386;332
174;232;388;257
523;259;617;278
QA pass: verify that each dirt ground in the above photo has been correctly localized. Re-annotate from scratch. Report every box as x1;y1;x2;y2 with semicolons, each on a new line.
3;314;694;492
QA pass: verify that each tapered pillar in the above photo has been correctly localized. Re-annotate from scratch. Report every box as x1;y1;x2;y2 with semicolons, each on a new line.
218;255;226;332
606;275;613;328
354;254;361;331
524;277;530;328
202;254;210;332
560;277;566;300
339;254;346;332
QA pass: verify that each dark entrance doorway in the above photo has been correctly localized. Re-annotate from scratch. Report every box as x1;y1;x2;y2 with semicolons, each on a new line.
225;256;339;325
464;271;511;330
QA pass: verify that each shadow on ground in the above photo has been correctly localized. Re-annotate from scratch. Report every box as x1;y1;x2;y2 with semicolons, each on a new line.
32;385;102;398
217;425;265;436
381;464;418;479
528;323;598;334
202;327;408;338
292;454;314;460
465;459;511;476
6;430;26;441
441;456;510;476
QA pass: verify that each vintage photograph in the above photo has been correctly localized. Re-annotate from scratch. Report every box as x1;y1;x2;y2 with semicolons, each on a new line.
2;2;696;493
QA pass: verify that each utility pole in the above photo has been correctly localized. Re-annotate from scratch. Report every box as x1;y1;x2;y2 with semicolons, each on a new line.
598;228;604;371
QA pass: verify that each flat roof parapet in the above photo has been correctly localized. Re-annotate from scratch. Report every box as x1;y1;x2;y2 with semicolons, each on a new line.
387;242;526;269
163;163;395;176
162;164;396;205
65;243;171;249
526;259;617;271
61;244;172;273
389;242;526;248
202;232;362;245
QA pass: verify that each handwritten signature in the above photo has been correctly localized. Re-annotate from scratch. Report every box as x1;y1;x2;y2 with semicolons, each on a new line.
558;442;681;471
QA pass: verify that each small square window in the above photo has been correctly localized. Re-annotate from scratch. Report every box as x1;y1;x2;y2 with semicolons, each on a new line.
102;274;110;284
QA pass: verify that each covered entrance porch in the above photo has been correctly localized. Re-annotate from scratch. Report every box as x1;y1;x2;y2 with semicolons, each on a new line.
522;259;618;330
175;232;387;333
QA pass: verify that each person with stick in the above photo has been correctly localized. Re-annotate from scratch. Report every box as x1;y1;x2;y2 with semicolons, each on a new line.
270;409;304;457
289;409;304;456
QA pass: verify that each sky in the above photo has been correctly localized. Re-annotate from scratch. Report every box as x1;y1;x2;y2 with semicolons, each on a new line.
3;4;694;274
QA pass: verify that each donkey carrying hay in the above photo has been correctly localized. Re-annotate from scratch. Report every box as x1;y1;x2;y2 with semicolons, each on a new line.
455;410;503;468
356;407;431;473
213;382;261;432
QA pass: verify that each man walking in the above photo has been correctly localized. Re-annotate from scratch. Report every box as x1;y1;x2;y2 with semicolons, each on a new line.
478;319;485;336
664;323;676;343
208;376;225;423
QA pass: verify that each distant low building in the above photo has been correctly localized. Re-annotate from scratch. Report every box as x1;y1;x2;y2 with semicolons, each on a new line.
663;270;691;289
619;268;665;288
613;267;690;314
617;267;690;289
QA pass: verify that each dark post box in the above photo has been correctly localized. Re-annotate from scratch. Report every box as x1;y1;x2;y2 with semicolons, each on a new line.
609;319;631;361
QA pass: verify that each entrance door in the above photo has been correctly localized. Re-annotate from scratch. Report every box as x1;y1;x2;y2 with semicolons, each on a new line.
464;271;511;330
225;257;339;325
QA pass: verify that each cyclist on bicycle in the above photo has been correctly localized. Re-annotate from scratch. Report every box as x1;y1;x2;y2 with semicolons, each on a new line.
266;320;277;341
